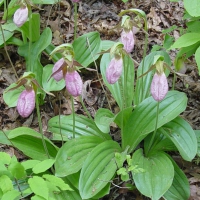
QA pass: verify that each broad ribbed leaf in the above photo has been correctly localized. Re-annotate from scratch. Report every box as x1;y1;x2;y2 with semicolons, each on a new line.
123;91;187;153
48;114;110;140
163;155;190;200
132;149;174;200
160;116;197;161
73;32;101;67
8;127;58;160
100;53;134;110
55;136;105;177
144;130;176;153
134;51;171;105
79;140;121;199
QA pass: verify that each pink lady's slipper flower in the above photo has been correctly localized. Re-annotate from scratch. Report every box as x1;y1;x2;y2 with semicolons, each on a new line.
150;72;168;101
13;6;28;27
52;58;66;81
65;71;83;97
106;57;123;84
72;0;81;2
121;30;135;53
17;89;35;117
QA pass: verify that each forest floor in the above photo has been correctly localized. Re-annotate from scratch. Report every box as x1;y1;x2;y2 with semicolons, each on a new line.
1;0;200;199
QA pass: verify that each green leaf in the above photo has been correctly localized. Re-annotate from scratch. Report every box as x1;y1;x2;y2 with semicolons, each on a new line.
134;51;171;105
0;152;11;165
114;107;133;128
144;130;176;153
8;127;58;160
0;175;13;194
0;130;11;146
100;53;134;110
184;0;200;17
32;159;55;174
28;176;49;199
3;83;24;108
195;130;200;157
55;136;105;177
171;33;200;49
31;195;46;200
43;174;72;191
31;0;59;4
132;149;174;200
195;46;200;75
94;108;115;133
163;155;190;200
123;91;187;153
18;27;52;86
160;116;197;161
101;40;115;51
42;64;65;92
8;162;26;179
20;13;40;42
21;160;41;170
79;140;121;199
73;32;101;67
1;190;21;200
163;34;174;49
48;114;111;141
0;28;14;46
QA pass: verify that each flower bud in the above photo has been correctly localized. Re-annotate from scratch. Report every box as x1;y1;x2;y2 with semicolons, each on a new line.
121;30;135;53
52;58;65;81
65;71;83;97
17;89;35;117
150;72;168;101
106;58;123;84
13;6;28;27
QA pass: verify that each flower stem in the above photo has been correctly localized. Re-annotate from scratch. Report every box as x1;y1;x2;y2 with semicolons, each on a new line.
172;73;176;90
141;31;148;102
58;92;64;145
36;95;50;158
71;96;75;139
146;101;160;155
80;96;92;120
0;23;18;79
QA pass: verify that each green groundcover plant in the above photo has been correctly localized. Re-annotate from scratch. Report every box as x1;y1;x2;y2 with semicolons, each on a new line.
1;0;199;199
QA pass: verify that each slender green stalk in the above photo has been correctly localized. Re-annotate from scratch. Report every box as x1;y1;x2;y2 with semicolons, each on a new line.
172;73;176;90
58;92;64;145
22;31;27;44
71;96;75;139
1;129;15;147
36;95;50;158
146;101;160;154
80;96;92;120
74;3;78;40
141;31;148;102
0;24;18;79
28;11;32;71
